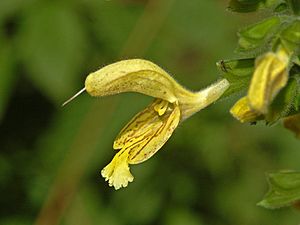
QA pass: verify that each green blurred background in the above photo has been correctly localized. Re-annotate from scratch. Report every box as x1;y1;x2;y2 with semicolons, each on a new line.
1;0;300;224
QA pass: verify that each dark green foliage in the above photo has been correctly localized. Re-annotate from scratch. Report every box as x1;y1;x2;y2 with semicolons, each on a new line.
217;58;254;97
279;19;300;53
289;0;300;15
267;75;300;123
237;17;281;52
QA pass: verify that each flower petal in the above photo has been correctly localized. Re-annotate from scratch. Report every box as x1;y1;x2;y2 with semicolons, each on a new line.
85;59;180;103
101;149;134;190
230;96;262;123
113;98;180;164
248;48;289;114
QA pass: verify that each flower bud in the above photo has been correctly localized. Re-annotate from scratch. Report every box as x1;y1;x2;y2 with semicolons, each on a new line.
230;96;261;123
248;47;289;114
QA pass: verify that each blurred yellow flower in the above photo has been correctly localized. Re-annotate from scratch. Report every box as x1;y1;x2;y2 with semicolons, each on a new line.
64;59;229;189
230;47;290;123
248;47;289;114
230;97;261;123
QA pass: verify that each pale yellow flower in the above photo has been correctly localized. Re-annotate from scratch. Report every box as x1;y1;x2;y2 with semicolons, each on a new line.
230;47;290;123
102;99;180;189
230;97;261;123
64;59;230;189
248;47;289;114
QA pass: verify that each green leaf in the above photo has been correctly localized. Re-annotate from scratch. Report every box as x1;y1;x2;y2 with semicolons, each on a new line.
279;19;300;54
258;171;300;209
237;17;281;52
267;74;300;123
294;55;300;66
217;58;255;97
274;2;290;12
290;64;300;111
17;2;88;104
228;0;287;13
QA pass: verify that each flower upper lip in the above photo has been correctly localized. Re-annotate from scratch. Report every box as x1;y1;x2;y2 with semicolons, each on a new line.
85;59;179;104
85;59;230;121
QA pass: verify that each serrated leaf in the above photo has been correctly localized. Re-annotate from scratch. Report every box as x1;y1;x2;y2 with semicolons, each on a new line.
274;2;290;12
238;17;281;52
217;58;255;97
258;171;300;209
294;55;300;66
280;19;300;54
286;64;300;112
267;75;300;123
228;0;286;13
17;3;88;104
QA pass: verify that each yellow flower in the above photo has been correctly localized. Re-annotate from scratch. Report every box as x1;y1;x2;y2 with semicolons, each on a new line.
230;97;261;123
102;99;180;189
63;59;230;189
248;47;289;114
230;47;290;123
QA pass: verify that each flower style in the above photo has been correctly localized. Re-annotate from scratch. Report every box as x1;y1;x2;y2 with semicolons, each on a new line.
230;46;290;122
65;59;230;189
